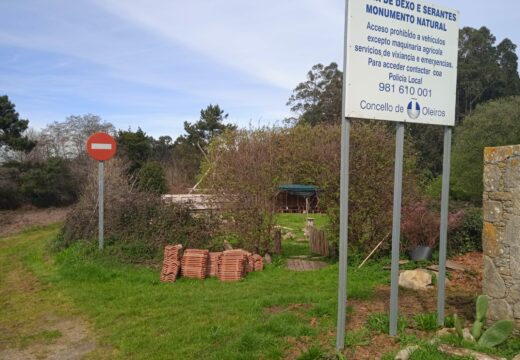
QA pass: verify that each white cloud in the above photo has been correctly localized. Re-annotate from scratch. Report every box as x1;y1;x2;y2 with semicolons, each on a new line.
89;0;344;90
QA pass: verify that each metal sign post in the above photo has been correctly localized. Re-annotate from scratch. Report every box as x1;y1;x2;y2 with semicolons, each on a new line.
98;161;104;250
389;122;405;336
86;132;117;251
437;126;453;325
336;0;351;350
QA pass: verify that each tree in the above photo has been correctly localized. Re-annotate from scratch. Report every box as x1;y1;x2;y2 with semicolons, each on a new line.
117;127;152;174
457;27;520;122
38;114;114;159
0;95;36;153
137;161;168;194
20;158;78;207
172;104;235;187
286;63;342;125
287;28;520;178
451;96;520;202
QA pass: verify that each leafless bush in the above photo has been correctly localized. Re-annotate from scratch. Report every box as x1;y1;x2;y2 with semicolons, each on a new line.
201;122;419;255
61;158;218;261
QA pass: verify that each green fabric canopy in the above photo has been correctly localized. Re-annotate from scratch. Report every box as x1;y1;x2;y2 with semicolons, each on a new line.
277;184;318;197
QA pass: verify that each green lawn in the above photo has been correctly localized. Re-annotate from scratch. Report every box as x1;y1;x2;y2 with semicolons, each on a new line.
0;223;388;359
3;222;518;359
275;213;330;258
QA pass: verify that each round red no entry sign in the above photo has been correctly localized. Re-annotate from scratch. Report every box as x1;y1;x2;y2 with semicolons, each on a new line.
86;132;117;161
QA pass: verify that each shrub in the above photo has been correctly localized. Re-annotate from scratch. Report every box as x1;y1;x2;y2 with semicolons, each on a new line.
202;121;420;255
448;207;482;256
400;201;463;251
20;158;78;207
451;96;520;203
0;166;23;209
60;159;218;261
137;161;168;194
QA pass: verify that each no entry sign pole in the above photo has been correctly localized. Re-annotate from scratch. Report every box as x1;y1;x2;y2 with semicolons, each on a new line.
86;132;117;251
98;161;104;250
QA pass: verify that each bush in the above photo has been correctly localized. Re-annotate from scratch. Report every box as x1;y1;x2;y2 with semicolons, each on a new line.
0;166;23;209
60;159;217;261
20;158;78;207
137;161;168;194
448;207;482;256
451;96;520;203
400;202;463;251
201;121;420;255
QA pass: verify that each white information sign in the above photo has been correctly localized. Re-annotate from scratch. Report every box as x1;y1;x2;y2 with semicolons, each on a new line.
345;0;459;126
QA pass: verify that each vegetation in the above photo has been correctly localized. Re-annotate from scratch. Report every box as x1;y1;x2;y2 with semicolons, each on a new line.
451;96;520;202
448;207;483;256
286;27;520;179
60;159;217;261
286;63;342;126
137;161;168;194
0;95;36;152
1;225;388;359
172;104;236;187
0;113;114;209
202;122;418;255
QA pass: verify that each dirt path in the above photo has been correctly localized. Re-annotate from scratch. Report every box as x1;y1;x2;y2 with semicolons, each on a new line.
0;226;106;360
0;207;70;237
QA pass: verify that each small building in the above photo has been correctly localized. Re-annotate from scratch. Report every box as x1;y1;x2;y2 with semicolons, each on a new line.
276;184;319;213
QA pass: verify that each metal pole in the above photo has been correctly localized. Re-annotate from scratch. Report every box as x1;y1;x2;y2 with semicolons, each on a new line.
437;126;452;325
336;0;350;350
98;161;104;250
389;122;405;336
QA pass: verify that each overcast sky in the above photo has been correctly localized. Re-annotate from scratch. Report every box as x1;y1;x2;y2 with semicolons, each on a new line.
1;0;518;138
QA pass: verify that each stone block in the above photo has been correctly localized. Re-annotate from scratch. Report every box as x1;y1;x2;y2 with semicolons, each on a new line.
398;269;432;291
484;146;513;164
505;158;520;189
513;192;520;215
504;216;520;246
483;256;506;299
489;192;513;201
483;222;503;257
514;303;520;319
483;164;501;192
484;200;503;222
487;299;513;322
511;246;520;280
507;284;520;303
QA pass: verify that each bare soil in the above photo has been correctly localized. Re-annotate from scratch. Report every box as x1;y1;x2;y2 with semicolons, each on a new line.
340;252;484;359
0;318;96;360
282;252;484;359
0;207;70;237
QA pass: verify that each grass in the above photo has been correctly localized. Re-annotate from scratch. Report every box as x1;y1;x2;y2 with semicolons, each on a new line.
365;312;407;335
275;213;330;258
0;222;389;359
413;312;440;332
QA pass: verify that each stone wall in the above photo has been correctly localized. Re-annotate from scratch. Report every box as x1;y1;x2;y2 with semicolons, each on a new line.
482;145;520;331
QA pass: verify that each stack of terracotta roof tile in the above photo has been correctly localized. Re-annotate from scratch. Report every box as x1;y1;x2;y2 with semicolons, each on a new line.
207;252;222;277
252;254;263;271
181;249;209;279
218;250;248;281
160;244;182;282
245;252;255;273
